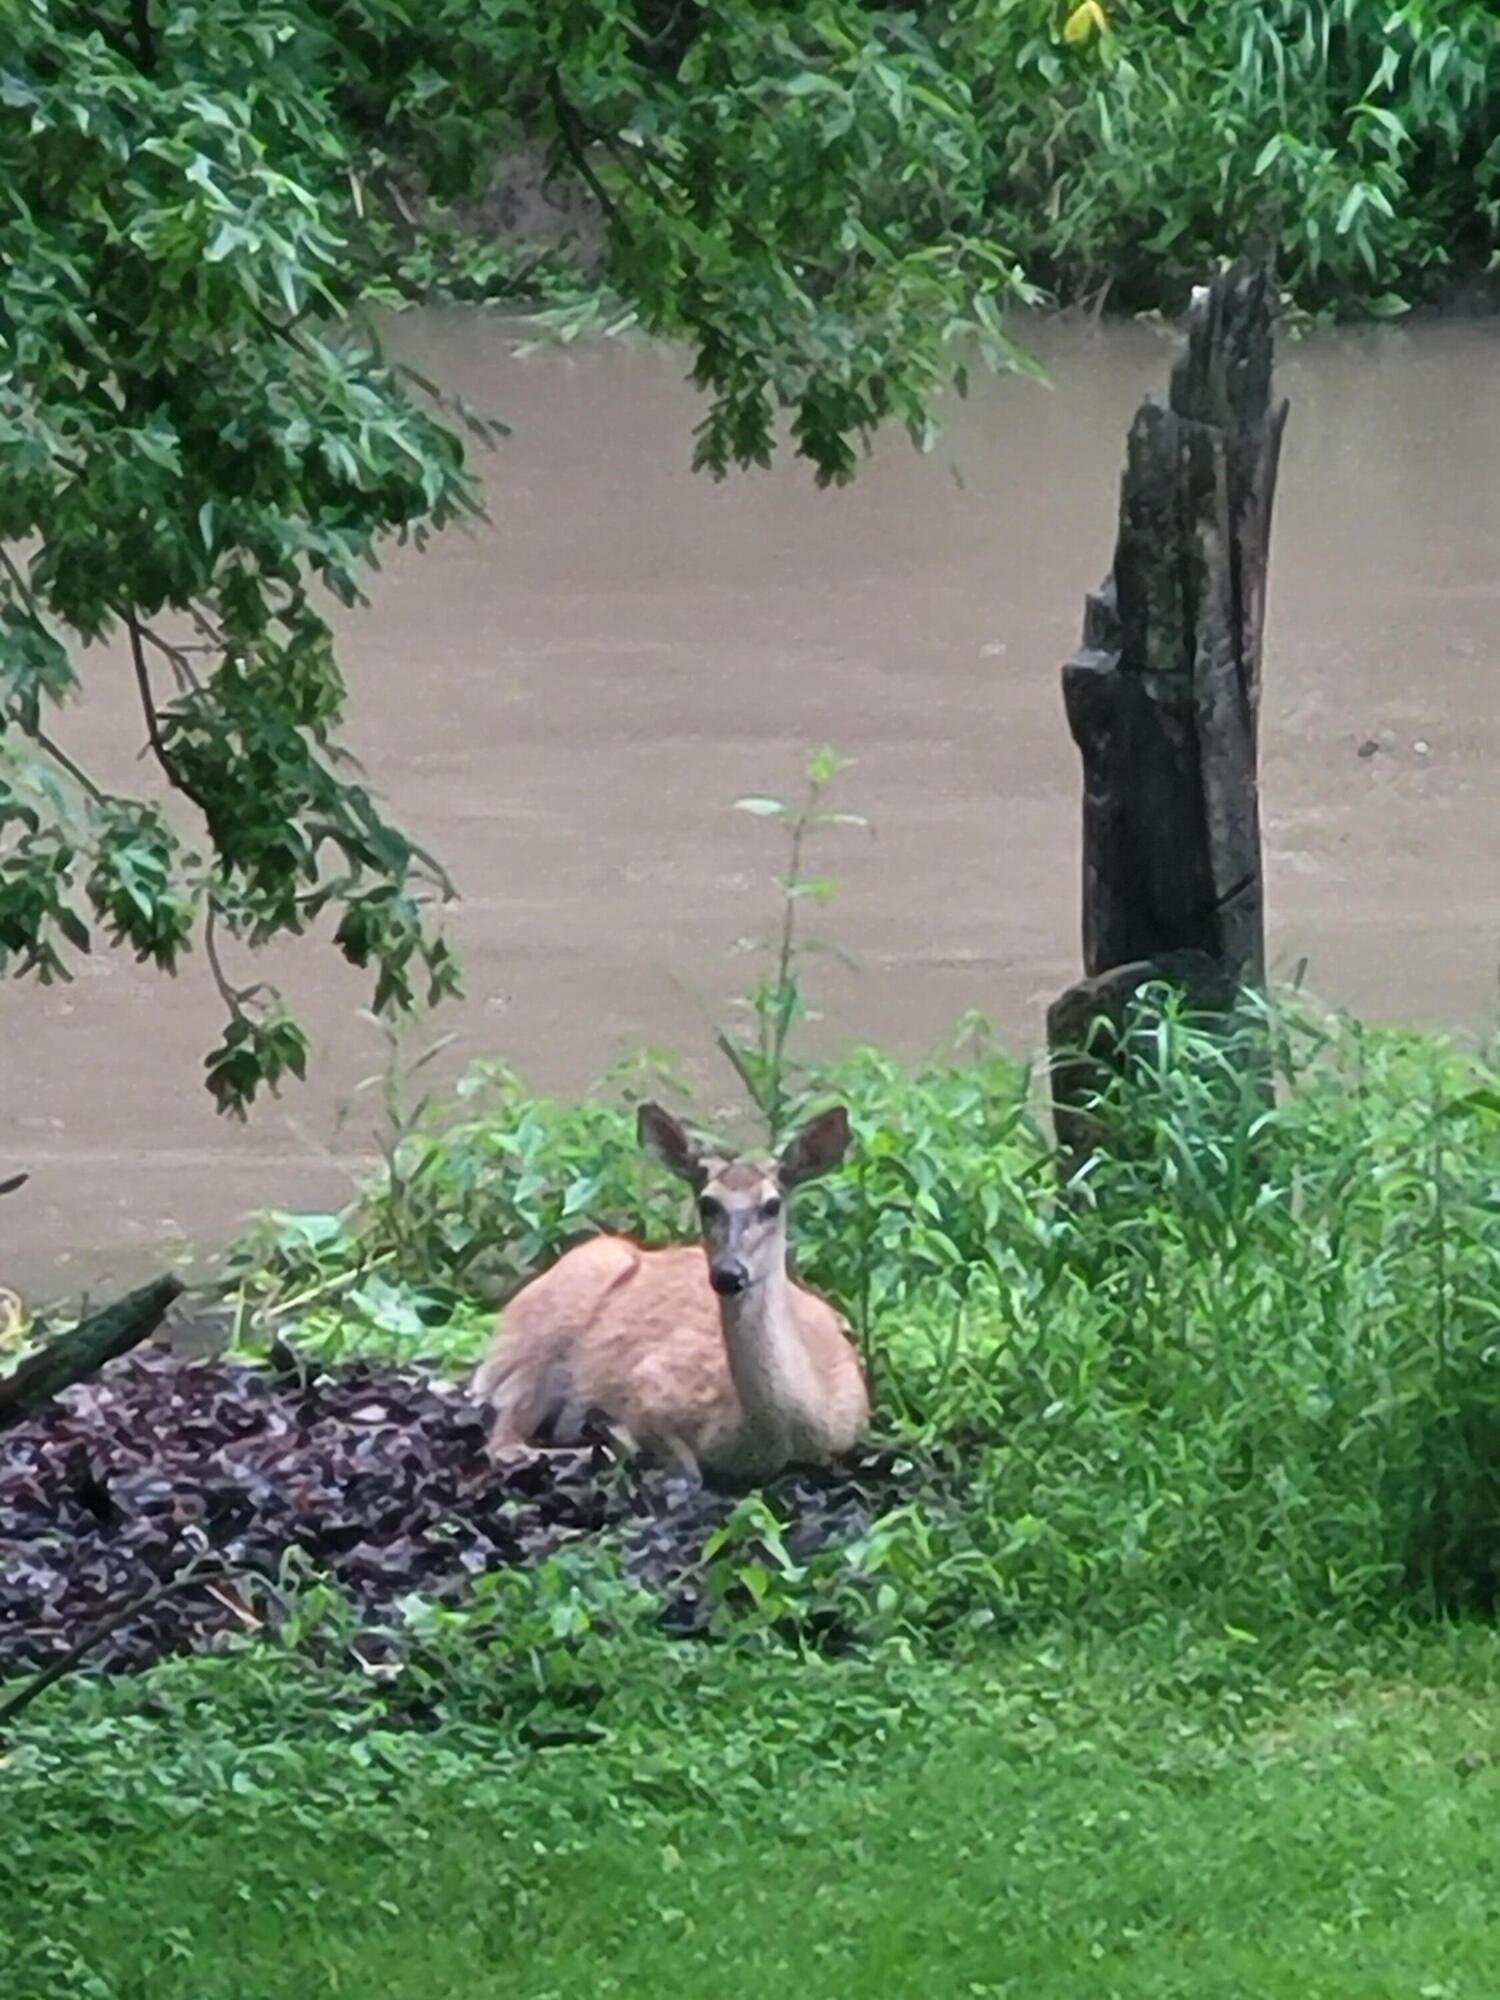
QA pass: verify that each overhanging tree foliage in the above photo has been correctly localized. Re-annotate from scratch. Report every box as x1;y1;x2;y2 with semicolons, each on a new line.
0;0;1033;1111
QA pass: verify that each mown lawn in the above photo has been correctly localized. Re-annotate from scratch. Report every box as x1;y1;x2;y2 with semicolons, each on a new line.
8;1627;1500;1999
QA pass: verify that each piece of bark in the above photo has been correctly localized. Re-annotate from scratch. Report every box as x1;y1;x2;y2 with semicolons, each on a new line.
0;1275;185;1433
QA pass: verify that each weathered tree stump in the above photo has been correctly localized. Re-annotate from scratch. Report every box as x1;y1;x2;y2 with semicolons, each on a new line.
1048;263;1288;1174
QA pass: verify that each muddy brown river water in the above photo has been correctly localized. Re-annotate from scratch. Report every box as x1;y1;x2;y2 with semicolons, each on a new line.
4;312;1498;1298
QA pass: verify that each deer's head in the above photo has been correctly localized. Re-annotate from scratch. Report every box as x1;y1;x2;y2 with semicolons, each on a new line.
637;1102;849;1299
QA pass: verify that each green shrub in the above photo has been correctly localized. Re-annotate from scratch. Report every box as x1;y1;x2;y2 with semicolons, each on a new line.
222;1022;1045;1350
876;1000;1500;1630
954;0;1500;316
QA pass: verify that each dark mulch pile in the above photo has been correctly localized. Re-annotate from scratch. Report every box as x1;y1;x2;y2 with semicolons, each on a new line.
0;1351;928;1676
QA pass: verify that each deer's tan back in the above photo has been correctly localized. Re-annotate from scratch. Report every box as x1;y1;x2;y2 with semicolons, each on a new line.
473;1233;866;1469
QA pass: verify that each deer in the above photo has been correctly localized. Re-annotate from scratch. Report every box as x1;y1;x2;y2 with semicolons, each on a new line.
469;1101;869;1484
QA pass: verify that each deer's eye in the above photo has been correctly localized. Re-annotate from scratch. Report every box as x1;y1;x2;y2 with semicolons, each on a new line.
697;1195;723;1223
759;1196;782;1222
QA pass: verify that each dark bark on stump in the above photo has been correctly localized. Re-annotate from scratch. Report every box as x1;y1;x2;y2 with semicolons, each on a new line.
1047;950;1238;1179
0;1276;184;1433
1048;263;1287;1172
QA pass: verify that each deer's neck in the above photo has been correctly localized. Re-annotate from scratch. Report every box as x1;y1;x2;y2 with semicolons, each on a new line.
717;1263;819;1465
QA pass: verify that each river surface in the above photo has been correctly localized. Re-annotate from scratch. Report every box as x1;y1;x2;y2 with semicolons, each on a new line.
4;311;1498;1298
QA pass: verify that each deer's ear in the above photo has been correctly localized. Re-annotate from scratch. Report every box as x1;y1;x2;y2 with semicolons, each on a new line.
637;1103;709;1189
778;1105;850;1187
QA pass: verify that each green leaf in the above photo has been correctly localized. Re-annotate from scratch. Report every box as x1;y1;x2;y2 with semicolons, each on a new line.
1443;1089;1500;1121
0;608;77;723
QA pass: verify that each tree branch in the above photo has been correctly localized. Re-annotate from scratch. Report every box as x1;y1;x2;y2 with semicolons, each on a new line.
203;904;267;1018
0;1555;264;1729
0;542;41;616
0;1274;184;1435
187;600;230;649
126;610;216;812
126;609;176;775
129;0;155;73
547;72;627;233
137;619;205;694
126;617;286;1046
405;836;458;903
28;725;109;806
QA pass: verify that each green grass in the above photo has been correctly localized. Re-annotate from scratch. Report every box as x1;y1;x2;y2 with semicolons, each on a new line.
9;1624;1500;1999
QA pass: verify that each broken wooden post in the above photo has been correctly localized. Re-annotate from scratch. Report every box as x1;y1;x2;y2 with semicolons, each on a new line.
1047;262;1288;1174
0;1275;184;1433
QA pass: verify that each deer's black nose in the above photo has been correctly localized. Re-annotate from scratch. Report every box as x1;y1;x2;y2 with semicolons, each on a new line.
710;1261;749;1297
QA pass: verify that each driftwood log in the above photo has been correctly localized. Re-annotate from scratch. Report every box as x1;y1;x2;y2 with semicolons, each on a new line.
1047;263;1288;1174
0;1275;184;1434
